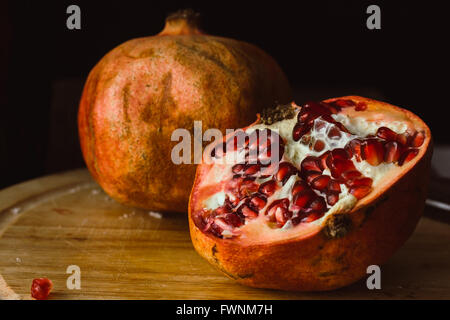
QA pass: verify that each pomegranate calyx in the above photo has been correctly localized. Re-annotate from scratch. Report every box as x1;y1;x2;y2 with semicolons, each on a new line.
159;9;203;36
261;103;297;125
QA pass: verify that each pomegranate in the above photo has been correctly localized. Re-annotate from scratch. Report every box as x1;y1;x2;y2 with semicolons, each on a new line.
78;10;291;212
189;96;432;291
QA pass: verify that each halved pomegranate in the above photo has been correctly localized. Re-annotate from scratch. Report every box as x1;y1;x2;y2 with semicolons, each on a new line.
189;96;432;291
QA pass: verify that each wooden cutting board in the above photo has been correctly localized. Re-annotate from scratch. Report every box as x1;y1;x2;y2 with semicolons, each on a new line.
1;169;449;300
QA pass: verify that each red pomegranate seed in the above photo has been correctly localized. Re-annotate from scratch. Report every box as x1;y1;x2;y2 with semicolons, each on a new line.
250;195;267;211
302;111;322;126
346;177;373;188
376;127;398;141
398;148;419;166
326;192;339;206
226;175;243;194
361;139;384;166
327;158;356;179
266;198;289;216
223;212;243;227
313;139;325;152
244;164;260;176
299;211;325;223
275;162;297;185
232;164;244;174
225;193;240;207
292;180;309;196
301;156;322;173
350;186;372;199
239;177;259;196
320;113;336;123
275;206;292;227
215;204;233;215
341;170;362;181
327;179;341;193
298;111;316;125
239;204;259;219
411;131;425;147
384;141;402;163
305;101;333;115
308;196;327;212
306;171;322;184
396;133;408;145
331;148;350;160
224;194;236;206
346;139;363;162
31;278;53;300
210;221;226;237
318;151;330;170
355;101;367;111
291;216;301;225
292;190;316;209
258;180;278;197
293;123;311;141
311;175;331;191
298;102;332;126
297;106;310;122
214;217;234;231
334;99;355;108
322;101;340;114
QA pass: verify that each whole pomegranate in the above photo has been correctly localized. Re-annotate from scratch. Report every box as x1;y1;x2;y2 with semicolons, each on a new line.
78;10;291;212
189;96;432;291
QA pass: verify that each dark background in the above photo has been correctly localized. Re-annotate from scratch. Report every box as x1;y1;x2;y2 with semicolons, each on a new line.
0;0;447;189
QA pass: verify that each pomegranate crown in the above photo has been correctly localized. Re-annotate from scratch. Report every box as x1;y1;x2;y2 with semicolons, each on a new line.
260;102;297;125
160;9;203;36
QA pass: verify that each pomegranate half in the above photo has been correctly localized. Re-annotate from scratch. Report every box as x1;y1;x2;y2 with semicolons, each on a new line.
78;10;291;212
189;96;432;291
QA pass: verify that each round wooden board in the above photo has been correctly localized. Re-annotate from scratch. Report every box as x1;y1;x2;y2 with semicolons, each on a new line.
0;169;449;300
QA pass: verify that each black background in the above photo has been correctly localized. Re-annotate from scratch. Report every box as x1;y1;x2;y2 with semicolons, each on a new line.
0;0;447;189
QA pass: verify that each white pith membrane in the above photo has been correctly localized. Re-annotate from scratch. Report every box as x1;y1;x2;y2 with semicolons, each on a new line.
196;102;424;243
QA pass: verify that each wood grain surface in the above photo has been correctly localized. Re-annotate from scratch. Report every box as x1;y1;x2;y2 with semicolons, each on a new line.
0;169;449;300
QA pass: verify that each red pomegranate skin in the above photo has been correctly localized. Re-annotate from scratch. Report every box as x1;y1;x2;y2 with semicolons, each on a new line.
189;96;433;291
78;11;292;212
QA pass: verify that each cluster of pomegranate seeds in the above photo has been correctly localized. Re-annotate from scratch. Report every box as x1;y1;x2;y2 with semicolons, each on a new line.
202;99;425;239
293;101;352;143
344;126;424;167
211;128;284;165
291;99;424;198
31;278;53;300
204;128;286;237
